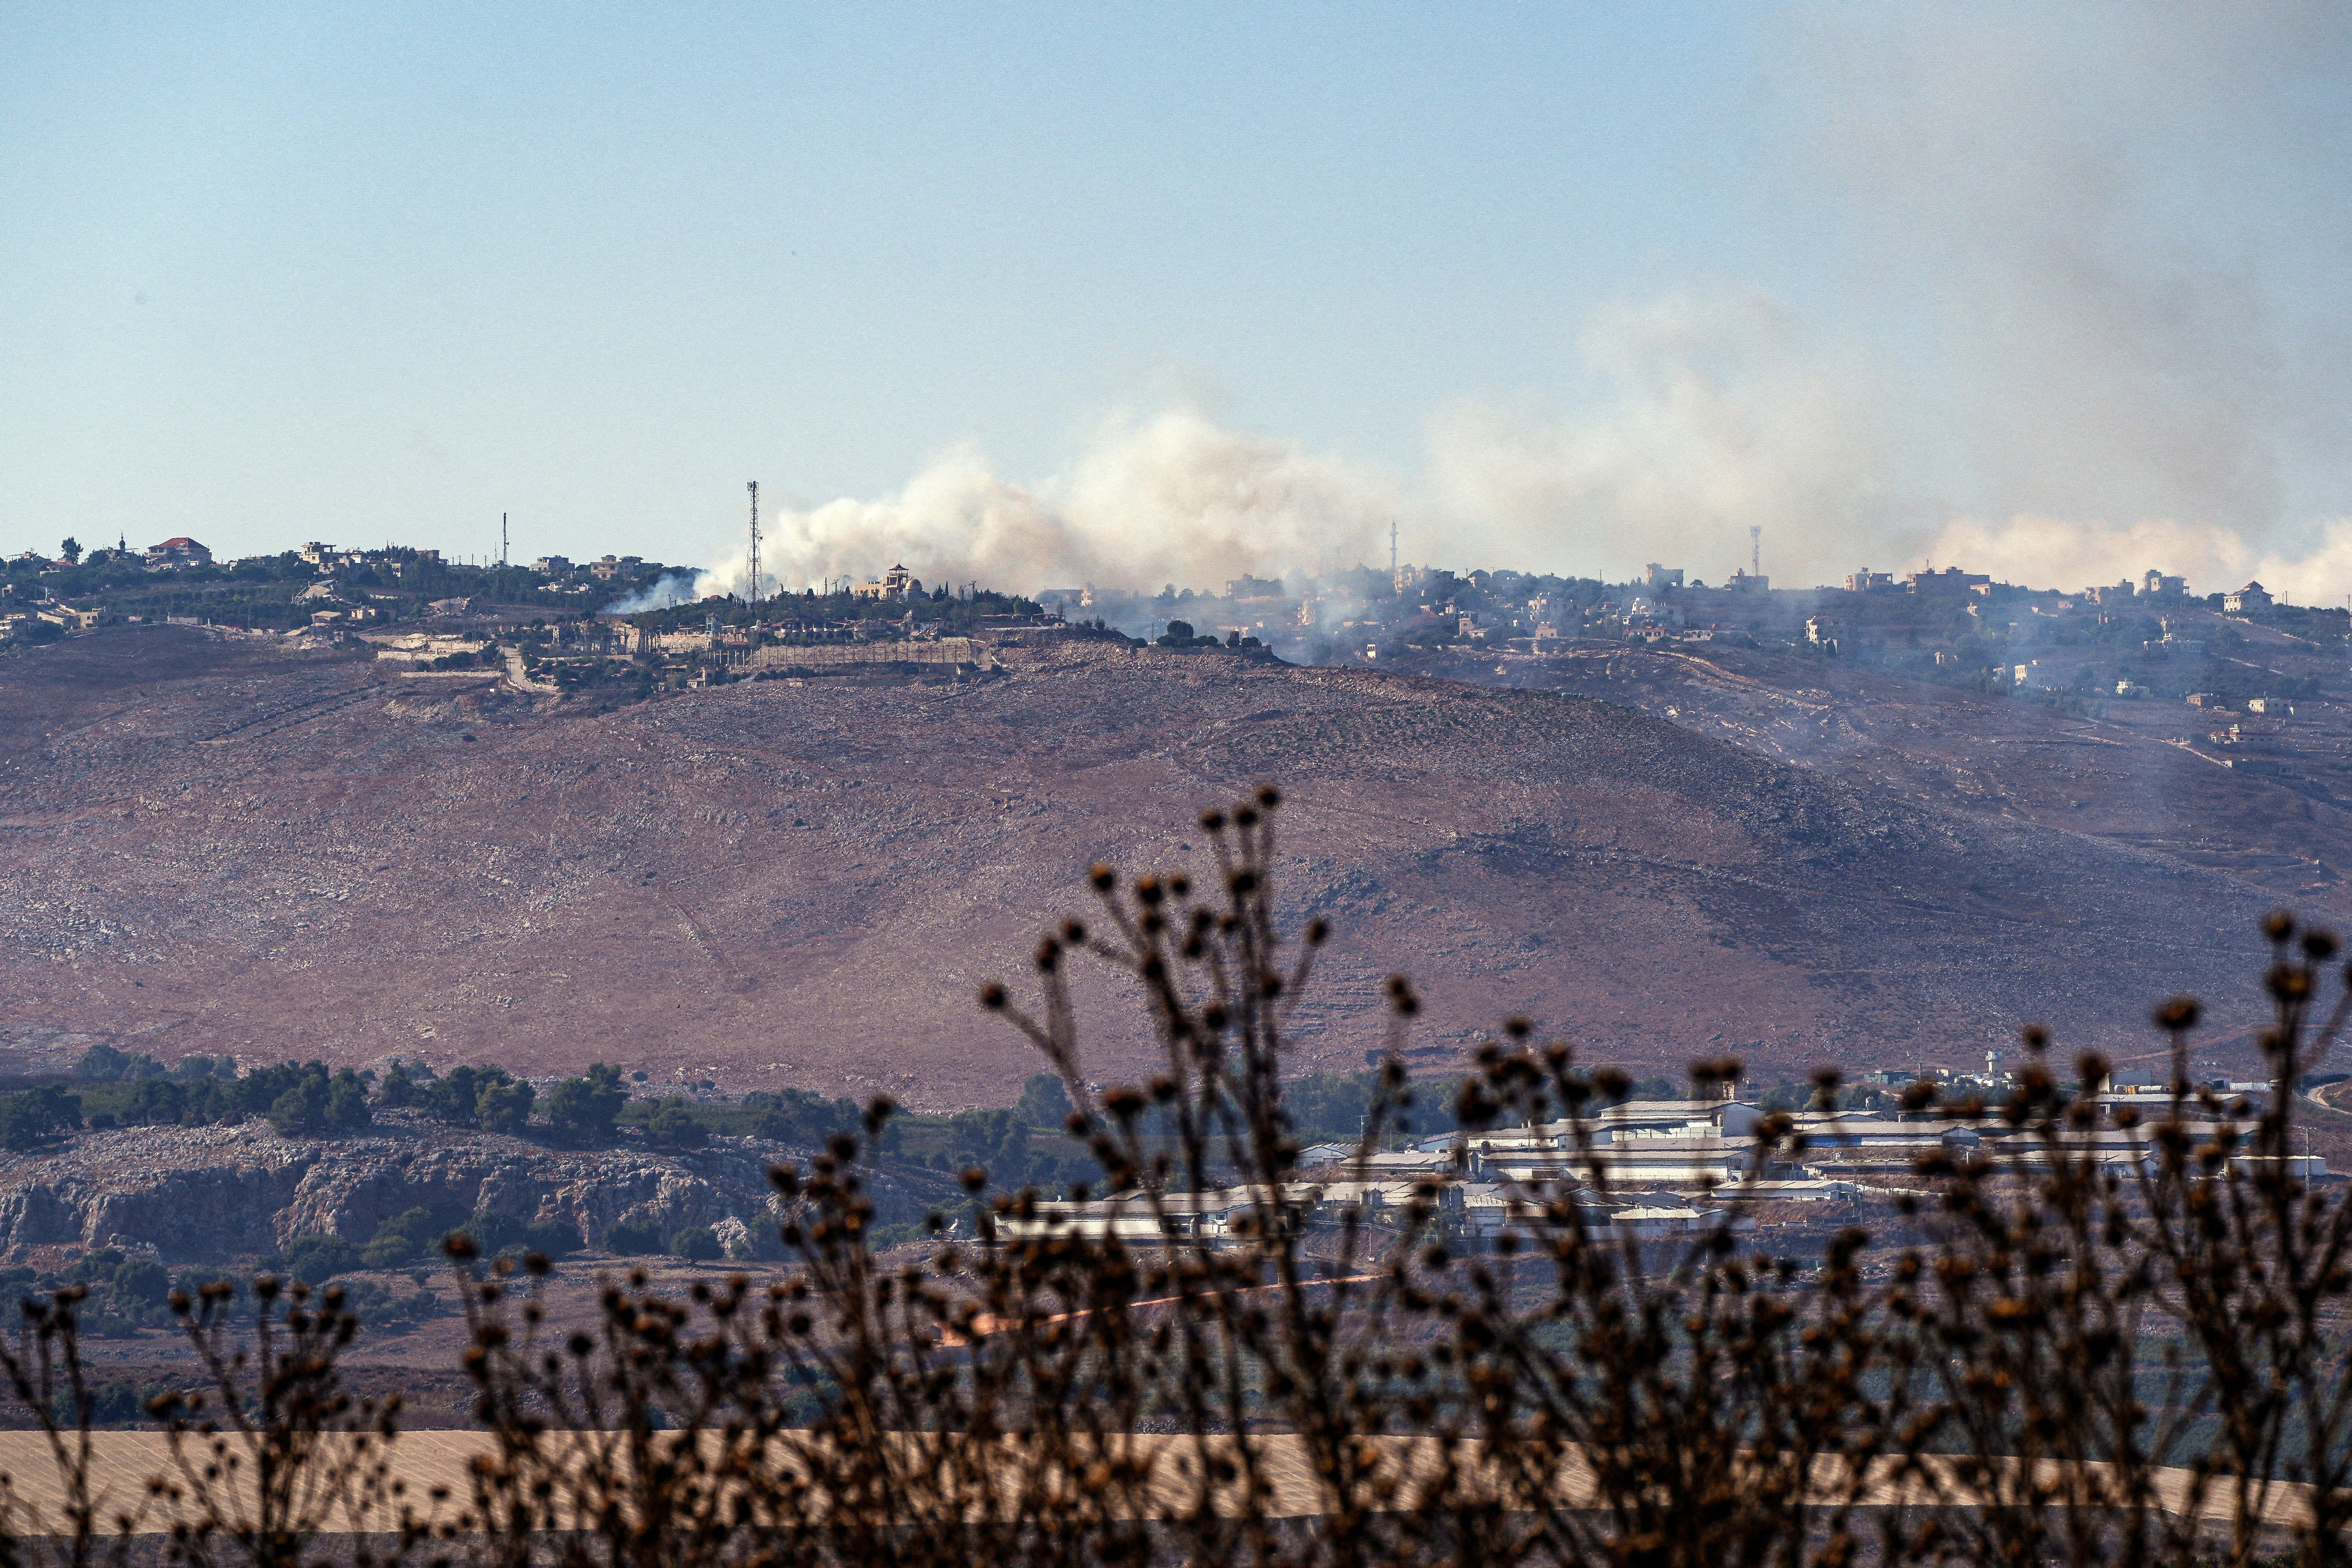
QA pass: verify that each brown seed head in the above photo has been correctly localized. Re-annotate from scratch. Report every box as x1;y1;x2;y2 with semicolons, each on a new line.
2267;962;2313;1003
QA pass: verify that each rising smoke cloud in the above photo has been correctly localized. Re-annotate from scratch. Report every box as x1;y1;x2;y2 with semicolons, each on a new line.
604;571;707;614
1796;0;2352;591
739;408;1399;601
1423;289;1914;584
713;5;2348;603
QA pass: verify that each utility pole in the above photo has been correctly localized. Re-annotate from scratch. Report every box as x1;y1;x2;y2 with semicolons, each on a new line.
746;481;761;605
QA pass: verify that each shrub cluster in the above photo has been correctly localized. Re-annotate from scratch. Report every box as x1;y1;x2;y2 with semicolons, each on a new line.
1;792;2350;1566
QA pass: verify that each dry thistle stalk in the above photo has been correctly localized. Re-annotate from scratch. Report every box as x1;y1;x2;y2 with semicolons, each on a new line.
3;791;2352;1568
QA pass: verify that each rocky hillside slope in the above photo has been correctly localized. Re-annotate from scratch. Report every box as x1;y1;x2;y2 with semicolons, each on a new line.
0;627;2292;1097
1396;639;2352;914
0;1111;868;1262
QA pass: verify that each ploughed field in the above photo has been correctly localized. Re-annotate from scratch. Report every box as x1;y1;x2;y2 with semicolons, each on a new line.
0;626;2295;1105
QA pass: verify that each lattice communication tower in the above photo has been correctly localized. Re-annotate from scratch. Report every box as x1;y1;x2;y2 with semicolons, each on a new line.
746;481;761;604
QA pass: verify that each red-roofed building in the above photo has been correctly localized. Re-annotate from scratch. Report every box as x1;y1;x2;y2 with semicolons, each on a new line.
144;537;212;568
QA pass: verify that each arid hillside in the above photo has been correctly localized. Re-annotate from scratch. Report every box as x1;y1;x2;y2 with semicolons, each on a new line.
0;627;2295;1104
1394;637;2352;914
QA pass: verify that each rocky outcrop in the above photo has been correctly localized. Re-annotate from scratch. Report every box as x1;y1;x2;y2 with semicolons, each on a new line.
0;1114;816;1260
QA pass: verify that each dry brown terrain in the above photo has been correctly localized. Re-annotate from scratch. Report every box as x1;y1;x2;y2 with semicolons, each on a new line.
0;625;2305;1104
1407;636;2352;913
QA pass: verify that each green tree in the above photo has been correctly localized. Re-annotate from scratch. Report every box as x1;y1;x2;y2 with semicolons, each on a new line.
547;1063;626;1141
265;1065;370;1137
422;1065;490;1125
945;1107;1027;1183
268;1080;325;1137
282;1234;358;1282
109;1257;170;1316
459;1211;529;1255
361;1206;437;1270
421;1064;526;1127
375;1061;419;1108
669;1225;721;1262
522;1218;580;1258
0;1086;82;1151
59;538;80;564
326;1071;372;1133
606;1219;663;1255
74;1044;131;1082
476;1076;535;1134
746;1087;872;1147
125;1079;185;1127
644;1098;704;1149
1014;1072;1073;1129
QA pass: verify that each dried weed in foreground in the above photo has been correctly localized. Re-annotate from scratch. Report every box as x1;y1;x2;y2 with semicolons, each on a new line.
2;787;2351;1567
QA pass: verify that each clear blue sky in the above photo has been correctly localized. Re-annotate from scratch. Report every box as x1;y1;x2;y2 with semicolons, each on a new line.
4;4;2346;590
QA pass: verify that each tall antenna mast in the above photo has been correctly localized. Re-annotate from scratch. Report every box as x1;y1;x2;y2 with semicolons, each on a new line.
500;512;509;569
1390;518;1398;580
746;481;761;604
1749;526;1761;579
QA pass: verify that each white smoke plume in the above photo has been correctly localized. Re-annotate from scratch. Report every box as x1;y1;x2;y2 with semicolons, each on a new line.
1423;289;1913;584
751;408;1398;600
1423;3;2352;595
689;7;2347;604
604;571;707;614
1929;514;2352;608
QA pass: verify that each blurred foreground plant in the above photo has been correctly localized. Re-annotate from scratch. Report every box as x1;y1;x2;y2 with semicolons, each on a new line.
4;788;2352;1567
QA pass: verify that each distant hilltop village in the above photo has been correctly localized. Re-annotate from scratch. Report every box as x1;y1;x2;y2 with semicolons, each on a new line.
1032;553;2329;708
0;535;1059;700
3;529;2335;713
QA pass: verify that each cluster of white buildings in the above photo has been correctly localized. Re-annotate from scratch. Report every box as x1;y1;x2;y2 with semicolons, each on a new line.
997;1077;2319;1254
